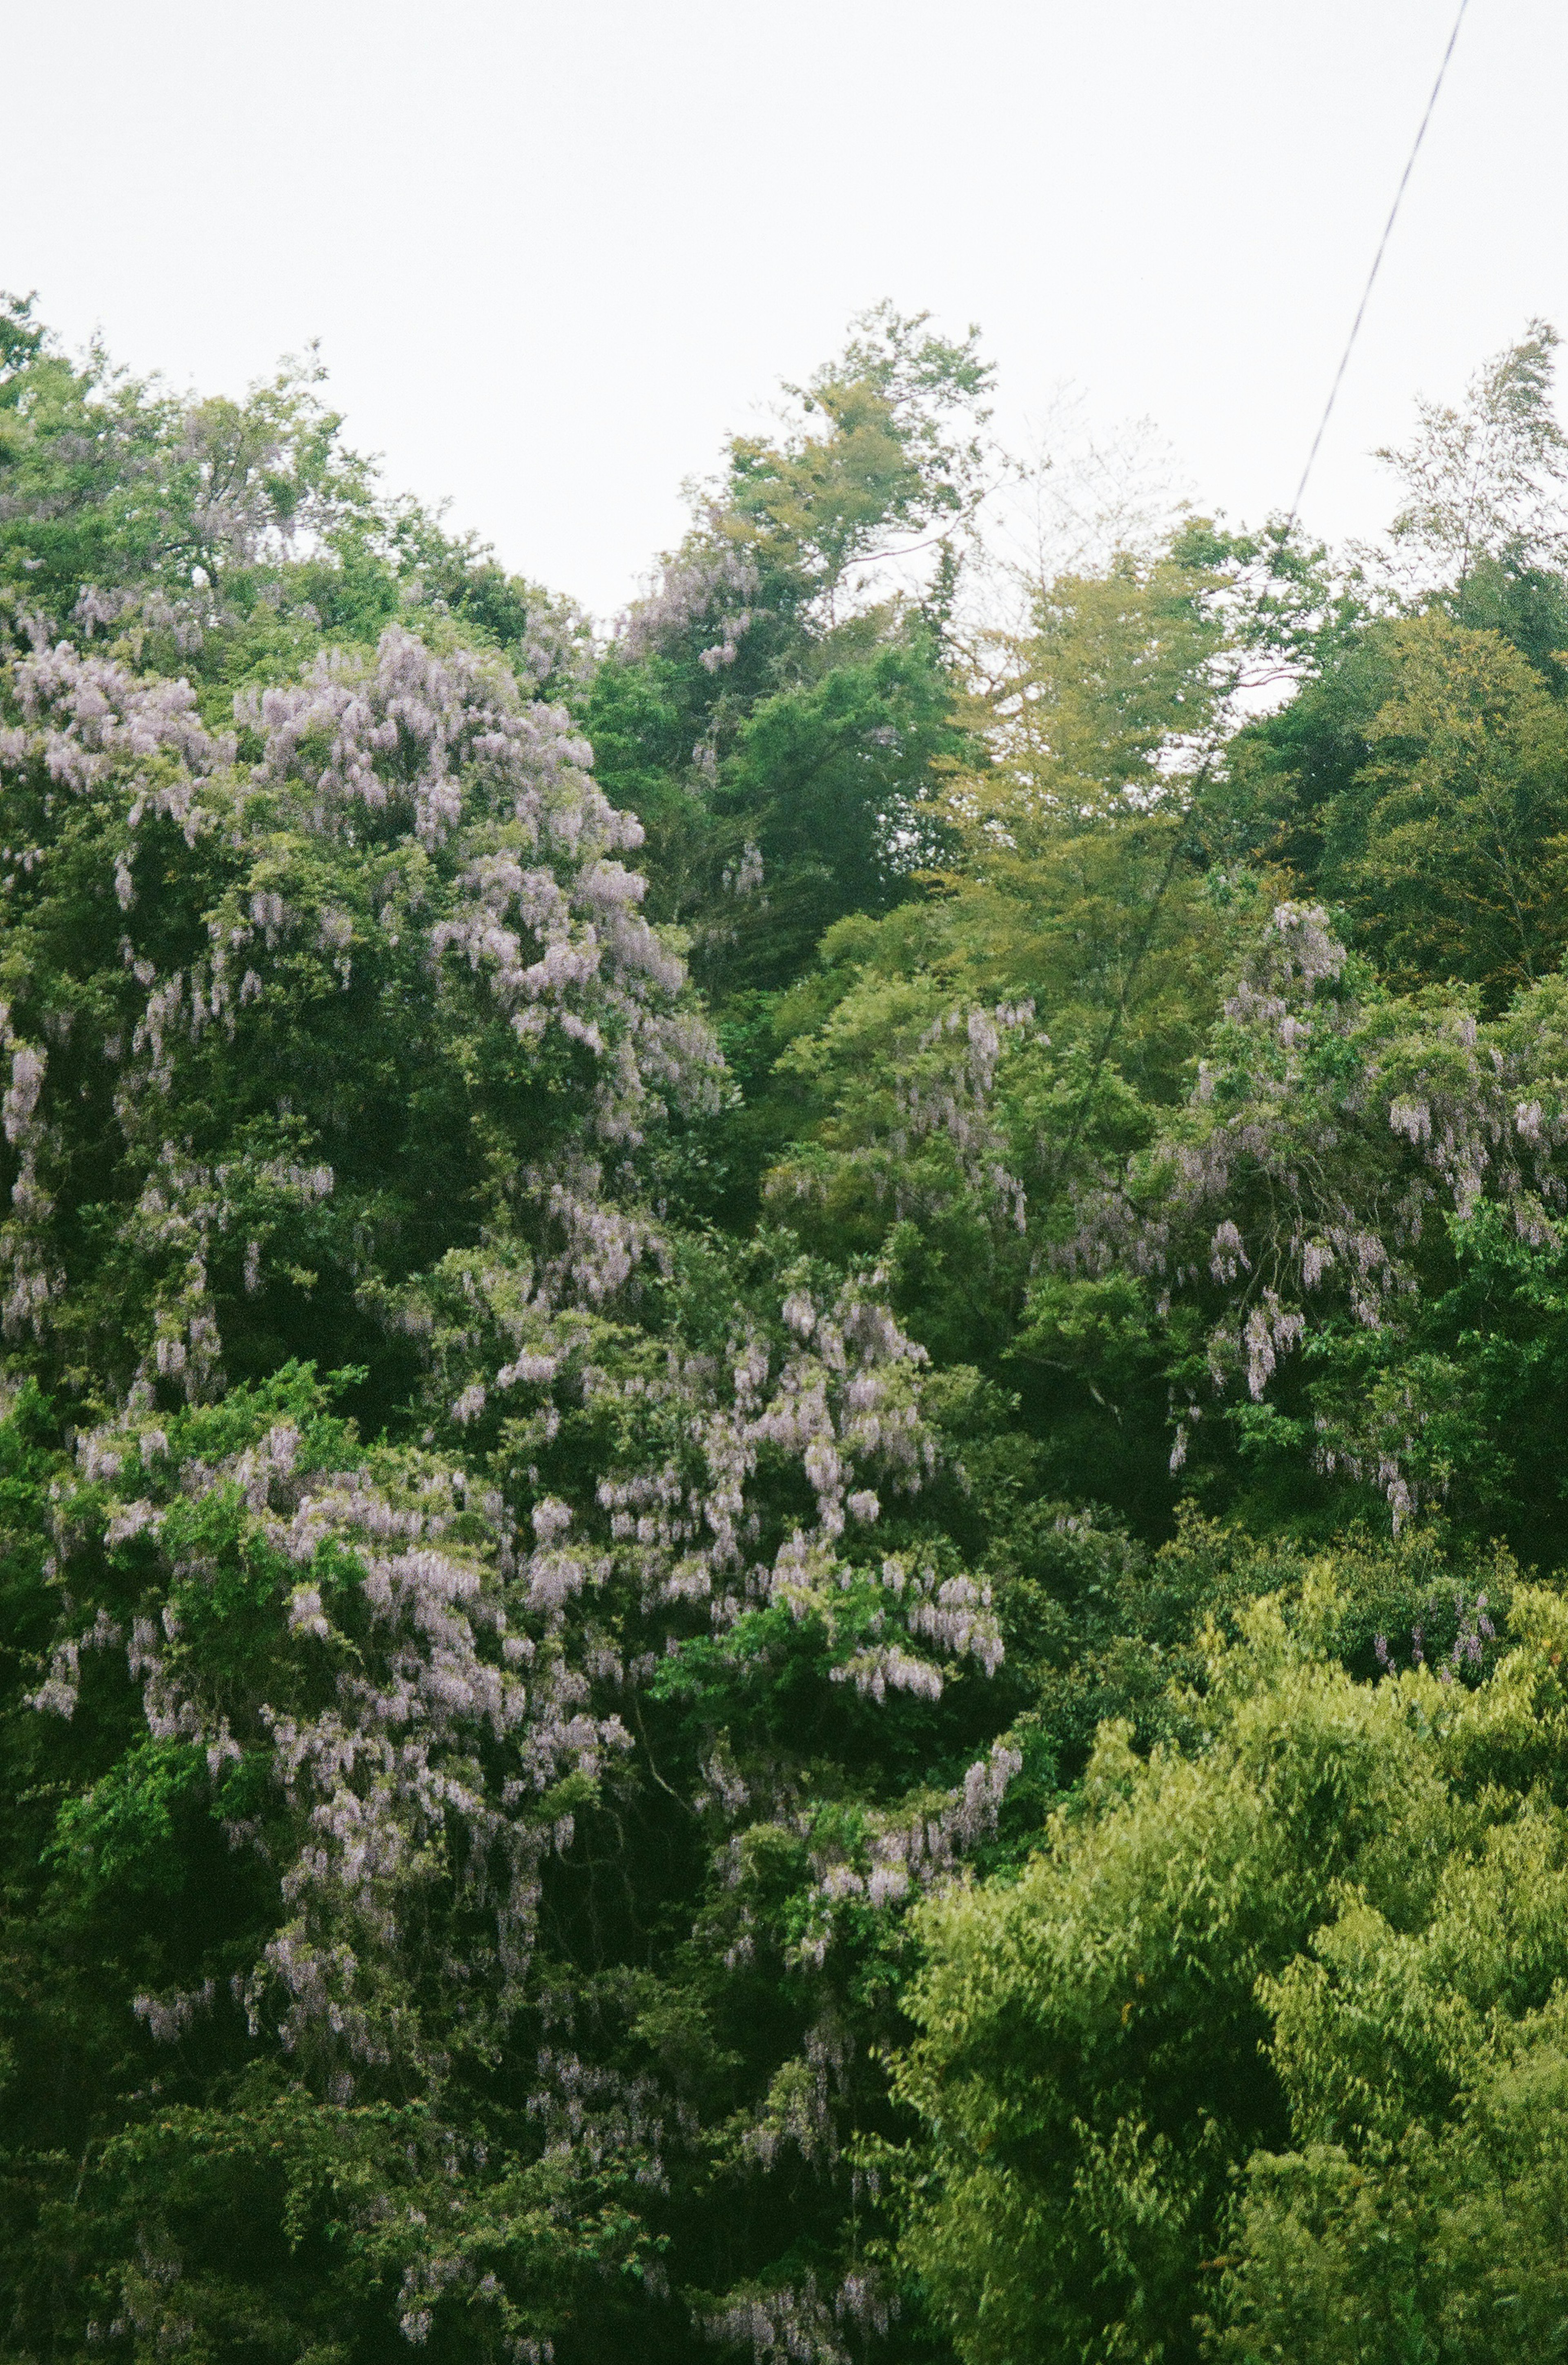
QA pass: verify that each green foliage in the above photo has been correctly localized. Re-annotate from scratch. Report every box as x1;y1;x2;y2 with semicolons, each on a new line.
9;295;1568;2365
894;1556;1557;2365
0;295;375;624
1317;612;1568;1002
582;307;989;1010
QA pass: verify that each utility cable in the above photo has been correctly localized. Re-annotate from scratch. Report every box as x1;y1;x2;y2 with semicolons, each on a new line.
1047;0;1474;1187
1286;0;1473;532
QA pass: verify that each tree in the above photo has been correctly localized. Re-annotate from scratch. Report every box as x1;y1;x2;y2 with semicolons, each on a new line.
0;560;1036;2359
1377;320;1568;610
1321;612;1568;1002
896;1551;1561;2365
583;308;993;1001
11;284;1568;2365
0;296;380;623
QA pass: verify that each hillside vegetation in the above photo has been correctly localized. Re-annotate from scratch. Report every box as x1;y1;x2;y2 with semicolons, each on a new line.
5;294;1568;2363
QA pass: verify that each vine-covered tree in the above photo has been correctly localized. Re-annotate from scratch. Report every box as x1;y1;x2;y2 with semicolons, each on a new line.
6;298;1568;2365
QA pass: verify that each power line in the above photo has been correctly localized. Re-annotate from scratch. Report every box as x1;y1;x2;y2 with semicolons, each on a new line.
1285;0;1474;533
1048;0;1475;1191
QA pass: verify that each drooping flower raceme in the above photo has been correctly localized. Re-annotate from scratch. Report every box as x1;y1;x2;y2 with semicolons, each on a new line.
0;624;722;1395
1063;903;1568;1515
6;617;1021;2357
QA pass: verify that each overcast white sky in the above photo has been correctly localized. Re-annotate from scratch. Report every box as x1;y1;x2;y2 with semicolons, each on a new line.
9;0;1563;619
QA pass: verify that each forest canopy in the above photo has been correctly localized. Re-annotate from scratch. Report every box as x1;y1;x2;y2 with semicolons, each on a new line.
5;291;1568;2363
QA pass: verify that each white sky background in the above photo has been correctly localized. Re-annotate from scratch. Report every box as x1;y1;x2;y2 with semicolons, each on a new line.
8;0;1564;622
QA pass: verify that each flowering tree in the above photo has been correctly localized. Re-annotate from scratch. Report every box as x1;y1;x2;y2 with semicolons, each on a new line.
0;619;713;1392
0;602;1032;2360
1049;900;1568;1531
12;297;1568;2365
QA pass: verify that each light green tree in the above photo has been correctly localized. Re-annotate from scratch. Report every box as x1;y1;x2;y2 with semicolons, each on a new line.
894;1561;1568;2365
